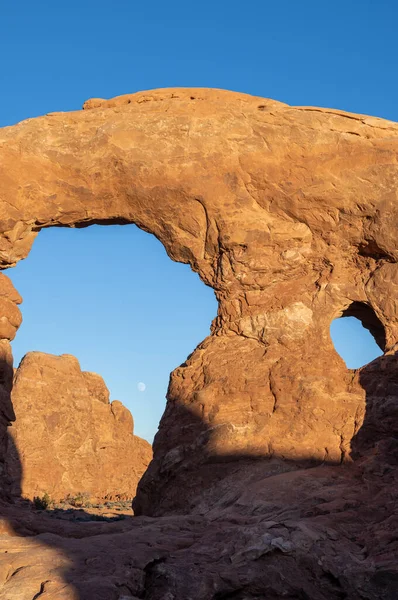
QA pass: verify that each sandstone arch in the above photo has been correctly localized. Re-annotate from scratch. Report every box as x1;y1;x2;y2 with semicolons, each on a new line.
0;88;397;514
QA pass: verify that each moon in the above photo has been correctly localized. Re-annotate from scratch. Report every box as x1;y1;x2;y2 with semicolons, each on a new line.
137;382;146;392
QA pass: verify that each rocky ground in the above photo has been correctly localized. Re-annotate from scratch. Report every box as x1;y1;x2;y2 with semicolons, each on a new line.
0;456;397;600
22;498;133;522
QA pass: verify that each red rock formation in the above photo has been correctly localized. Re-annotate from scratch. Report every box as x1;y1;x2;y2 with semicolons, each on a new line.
5;352;151;502
0;89;397;598
0;274;21;489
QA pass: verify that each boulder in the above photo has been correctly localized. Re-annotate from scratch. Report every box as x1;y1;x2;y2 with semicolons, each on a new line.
6;352;151;502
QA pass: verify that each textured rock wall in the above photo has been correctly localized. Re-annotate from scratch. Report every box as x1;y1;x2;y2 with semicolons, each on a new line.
0;88;397;513
5;352;151;502
0;274;21;493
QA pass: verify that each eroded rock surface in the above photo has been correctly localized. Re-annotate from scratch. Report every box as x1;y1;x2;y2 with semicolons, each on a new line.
0;274;21;488
0;88;397;598
5;352;151;502
0;451;397;600
0;88;397;512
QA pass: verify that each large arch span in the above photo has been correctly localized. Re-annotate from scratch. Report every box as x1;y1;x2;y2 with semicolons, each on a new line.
0;88;397;514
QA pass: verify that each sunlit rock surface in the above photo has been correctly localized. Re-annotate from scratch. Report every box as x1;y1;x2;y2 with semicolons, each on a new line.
0;88;397;598
5;352;151;502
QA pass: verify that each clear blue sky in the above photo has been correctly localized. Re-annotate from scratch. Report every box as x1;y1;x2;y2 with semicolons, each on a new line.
9;227;217;442
1;0;393;440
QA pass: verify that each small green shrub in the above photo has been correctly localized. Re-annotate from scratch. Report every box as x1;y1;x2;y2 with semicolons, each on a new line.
61;491;91;507
33;492;52;510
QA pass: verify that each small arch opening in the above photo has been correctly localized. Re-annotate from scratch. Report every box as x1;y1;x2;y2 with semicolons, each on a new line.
330;302;385;369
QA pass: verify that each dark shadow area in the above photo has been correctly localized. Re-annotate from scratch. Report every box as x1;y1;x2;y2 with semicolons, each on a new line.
1;349;398;599
0;352;16;501
352;352;398;461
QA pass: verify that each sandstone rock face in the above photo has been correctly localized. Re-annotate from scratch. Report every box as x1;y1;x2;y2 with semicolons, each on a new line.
5;352;151;502
0;274;21;491
0;88;397;597
0;89;396;511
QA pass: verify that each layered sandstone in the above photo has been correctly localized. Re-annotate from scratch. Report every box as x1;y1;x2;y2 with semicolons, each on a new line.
0;274;21;488
0;90;396;513
5;352;151;502
0;88;397;598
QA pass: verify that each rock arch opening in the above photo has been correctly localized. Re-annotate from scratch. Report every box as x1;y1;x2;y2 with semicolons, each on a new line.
330;302;385;369
6;223;217;504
